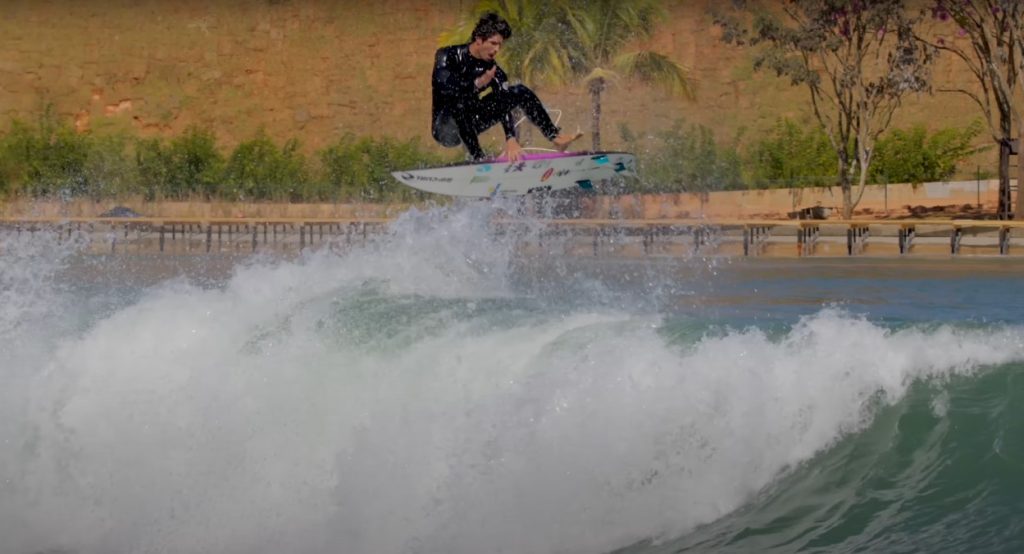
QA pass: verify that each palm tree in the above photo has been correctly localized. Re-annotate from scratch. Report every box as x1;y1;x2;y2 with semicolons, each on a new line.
441;0;695;150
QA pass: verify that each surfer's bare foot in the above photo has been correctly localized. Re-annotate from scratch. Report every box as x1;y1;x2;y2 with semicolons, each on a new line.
552;132;583;152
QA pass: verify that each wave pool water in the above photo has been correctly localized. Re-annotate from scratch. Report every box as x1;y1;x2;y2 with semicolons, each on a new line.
2;202;1023;554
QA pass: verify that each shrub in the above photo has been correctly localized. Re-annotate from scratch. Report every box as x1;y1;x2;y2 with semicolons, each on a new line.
220;130;309;201
0;121;33;197
135;137;174;200
870;120;986;184
0;106;998;203
746;118;836;188
0;112;92;198
169;126;224;198
82;133;138;199
320;135;448;202
0;109;146;200
621;121;744;193
135;126;223;200
747;118;987;187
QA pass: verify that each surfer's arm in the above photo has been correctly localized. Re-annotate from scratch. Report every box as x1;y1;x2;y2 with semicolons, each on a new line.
500;113;517;141
493;66;518;140
499;69;522;162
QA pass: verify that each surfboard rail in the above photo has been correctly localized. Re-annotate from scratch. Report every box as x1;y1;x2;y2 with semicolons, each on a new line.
391;151;637;197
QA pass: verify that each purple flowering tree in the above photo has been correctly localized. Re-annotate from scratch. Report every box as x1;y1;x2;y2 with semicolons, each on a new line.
718;0;933;218
915;1;1024;219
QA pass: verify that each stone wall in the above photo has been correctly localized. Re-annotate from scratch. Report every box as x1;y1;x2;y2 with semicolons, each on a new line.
1;180;1002;220
586;180;1002;220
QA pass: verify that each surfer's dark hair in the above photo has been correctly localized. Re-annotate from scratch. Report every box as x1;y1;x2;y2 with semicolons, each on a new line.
471;12;512;42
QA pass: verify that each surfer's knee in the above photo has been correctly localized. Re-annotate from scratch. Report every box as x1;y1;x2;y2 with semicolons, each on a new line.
433;115;465;148
506;83;535;99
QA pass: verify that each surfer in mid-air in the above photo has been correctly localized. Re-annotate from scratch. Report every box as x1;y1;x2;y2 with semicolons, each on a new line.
431;12;582;162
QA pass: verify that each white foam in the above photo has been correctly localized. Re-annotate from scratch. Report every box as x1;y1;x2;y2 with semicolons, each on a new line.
2;208;1023;554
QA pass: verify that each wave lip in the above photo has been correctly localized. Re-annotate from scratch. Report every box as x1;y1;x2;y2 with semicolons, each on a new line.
668;353;1024;554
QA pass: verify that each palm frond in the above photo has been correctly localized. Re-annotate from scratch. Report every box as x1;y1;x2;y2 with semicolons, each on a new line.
562;8;598;55
581;67;621;87
522;40;575;87
614;50;697;100
567;0;667;64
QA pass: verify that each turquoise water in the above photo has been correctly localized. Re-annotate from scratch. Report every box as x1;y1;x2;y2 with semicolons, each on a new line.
1;203;1023;554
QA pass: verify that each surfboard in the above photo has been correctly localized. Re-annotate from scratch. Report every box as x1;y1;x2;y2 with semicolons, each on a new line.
391;151;637;197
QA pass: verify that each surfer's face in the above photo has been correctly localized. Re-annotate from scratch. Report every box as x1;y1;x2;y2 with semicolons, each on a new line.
472;34;503;61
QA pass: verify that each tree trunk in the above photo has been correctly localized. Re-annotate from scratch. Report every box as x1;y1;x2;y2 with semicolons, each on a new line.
999;138;1012;219
590;78;604;151
853;160;870;218
842;182;853;219
837;154;853;219
1018;130;1024;220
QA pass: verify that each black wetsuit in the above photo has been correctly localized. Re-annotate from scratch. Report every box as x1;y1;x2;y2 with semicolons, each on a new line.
431;43;560;160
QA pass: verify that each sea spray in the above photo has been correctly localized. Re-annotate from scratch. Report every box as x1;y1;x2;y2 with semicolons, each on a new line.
1;204;1023;554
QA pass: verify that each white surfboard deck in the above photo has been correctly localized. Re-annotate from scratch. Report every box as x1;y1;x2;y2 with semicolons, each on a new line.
391;151;636;197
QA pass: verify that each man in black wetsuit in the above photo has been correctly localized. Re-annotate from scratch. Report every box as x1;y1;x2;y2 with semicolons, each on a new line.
431;13;581;162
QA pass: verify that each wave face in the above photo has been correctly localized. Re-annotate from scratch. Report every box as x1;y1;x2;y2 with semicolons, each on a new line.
2;203;1024;554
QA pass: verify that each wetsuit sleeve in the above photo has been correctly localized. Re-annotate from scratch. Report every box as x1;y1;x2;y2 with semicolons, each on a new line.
495;66;517;140
432;48;476;97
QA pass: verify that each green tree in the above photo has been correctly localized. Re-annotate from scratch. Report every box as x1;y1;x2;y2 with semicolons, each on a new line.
442;0;695;150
